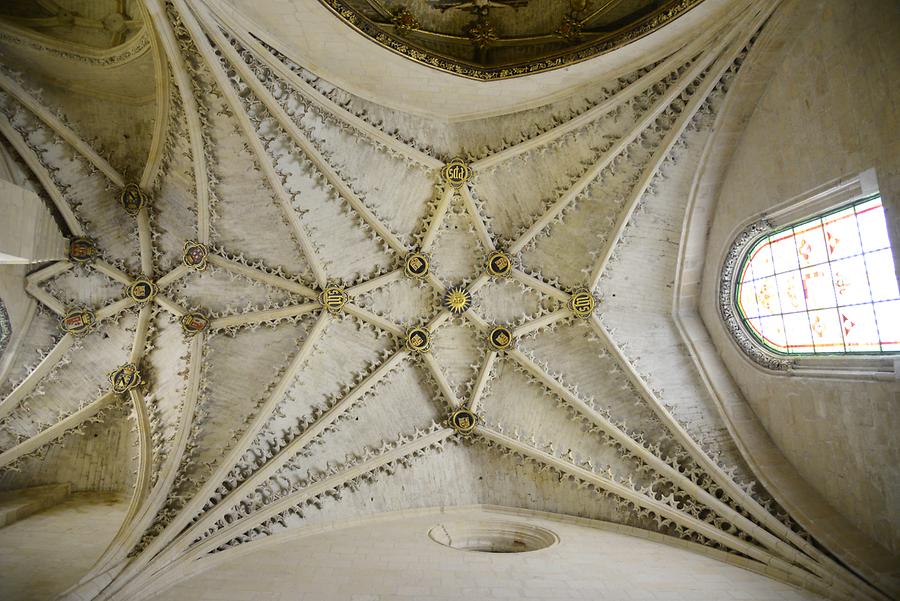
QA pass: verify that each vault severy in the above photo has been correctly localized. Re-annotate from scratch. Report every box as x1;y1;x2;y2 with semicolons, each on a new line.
0;1;894;600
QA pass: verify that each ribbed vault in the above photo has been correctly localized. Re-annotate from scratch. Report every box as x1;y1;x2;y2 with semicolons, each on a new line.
0;1;892;600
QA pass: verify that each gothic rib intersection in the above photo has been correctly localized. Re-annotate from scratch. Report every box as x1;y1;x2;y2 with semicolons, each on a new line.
0;1;888;600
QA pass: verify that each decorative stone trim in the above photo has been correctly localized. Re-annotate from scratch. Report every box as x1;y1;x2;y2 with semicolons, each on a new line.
0;300;10;358
0;25;150;67
315;0;705;81
718;219;793;371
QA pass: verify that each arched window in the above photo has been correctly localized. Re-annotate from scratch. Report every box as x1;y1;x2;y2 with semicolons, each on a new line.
730;195;899;360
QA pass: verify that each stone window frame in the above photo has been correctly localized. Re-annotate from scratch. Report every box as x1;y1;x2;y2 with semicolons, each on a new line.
719;168;900;379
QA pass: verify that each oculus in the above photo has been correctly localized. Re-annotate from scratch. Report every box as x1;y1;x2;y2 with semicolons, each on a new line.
180;311;210;336
108;363;142;394
406;326;431;353
319;287;348;314
486;251;512;277
68;237;98;264
489;326;513;351
441;158;471;188
444;286;472;315
182;241;209;271
128;278;158;303
569;289;596;317
119;182;148;216
60;307;96;337
428;520;558;553
404;251;430;279
449;408;478;436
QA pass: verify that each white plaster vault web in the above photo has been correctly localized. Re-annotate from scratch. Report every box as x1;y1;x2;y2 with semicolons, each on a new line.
0;0;889;600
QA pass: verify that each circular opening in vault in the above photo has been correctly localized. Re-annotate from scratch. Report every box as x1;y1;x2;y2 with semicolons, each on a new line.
428;520;558;553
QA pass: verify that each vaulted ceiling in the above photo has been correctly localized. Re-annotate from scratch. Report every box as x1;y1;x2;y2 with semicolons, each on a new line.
0;1;894;600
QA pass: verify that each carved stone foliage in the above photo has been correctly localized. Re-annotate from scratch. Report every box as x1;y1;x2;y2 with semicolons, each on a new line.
0;2;885;600
0;300;10;358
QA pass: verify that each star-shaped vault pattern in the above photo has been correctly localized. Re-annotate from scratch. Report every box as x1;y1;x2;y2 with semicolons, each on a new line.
0;1;887;600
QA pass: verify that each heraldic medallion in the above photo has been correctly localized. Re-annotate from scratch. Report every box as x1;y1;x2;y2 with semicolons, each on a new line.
182;241;209;271
108;363;142;394
449;408;478;435
128;278;158;303
180;311;210;336
68;237;98;264
119;183;148;216
406;327;431;353
61;307;96;336
489;325;513;351
404;252;430;279
486;251;512;277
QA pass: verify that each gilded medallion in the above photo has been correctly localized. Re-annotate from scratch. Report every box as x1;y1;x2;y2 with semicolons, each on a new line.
404;252;430;279
119;183;148;216
128;278;158;303
60;307;96;336
319;287;348;314
406;326;431;353
68;237;98;264
108;363;142;394
182;241;209;271
486;251;512;277
489;325;513;351
569;289;596;317
180;310;210;336
441;158;470;188
449;408;478;435
444;286;472;315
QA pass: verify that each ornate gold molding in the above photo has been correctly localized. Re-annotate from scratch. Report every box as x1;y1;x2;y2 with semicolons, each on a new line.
316;0;705;81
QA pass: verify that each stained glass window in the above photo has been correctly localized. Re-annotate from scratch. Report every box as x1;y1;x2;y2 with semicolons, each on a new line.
735;196;900;354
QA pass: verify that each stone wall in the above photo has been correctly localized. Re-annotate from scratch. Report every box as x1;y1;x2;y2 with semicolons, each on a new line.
699;0;900;554
153;507;819;601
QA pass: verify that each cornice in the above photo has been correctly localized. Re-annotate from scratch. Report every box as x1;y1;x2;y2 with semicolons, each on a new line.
316;0;706;81
0;22;150;68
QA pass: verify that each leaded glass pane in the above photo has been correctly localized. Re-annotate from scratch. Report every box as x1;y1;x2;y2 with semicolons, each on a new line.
809;308;844;351
857;199;891;251
735;195;899;354
830;256;870;306
770;233;800;273
794;222;828;268
866;250;900;301
840;305;880;352
755;276;780;316
776;271;805;313
822;207;861;260
783;312;814;353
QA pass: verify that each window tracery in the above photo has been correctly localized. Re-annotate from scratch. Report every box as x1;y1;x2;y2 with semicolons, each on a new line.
723;194;899;367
